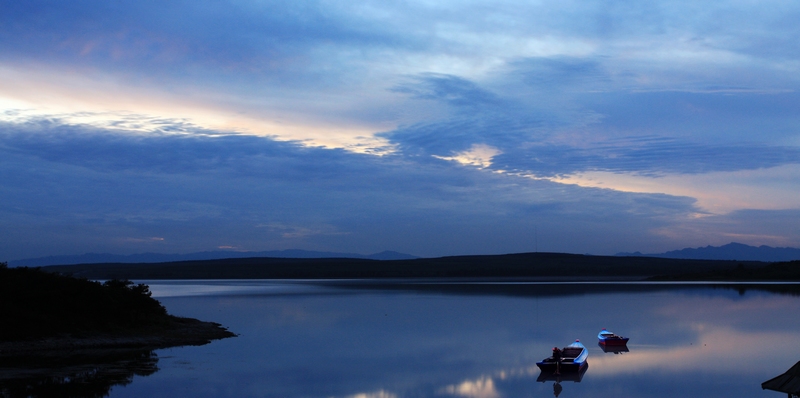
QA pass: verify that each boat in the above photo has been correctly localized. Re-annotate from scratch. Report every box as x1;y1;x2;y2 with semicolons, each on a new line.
537;362;589;383
536;340;588;372
598;328;629;346
762;360;800;396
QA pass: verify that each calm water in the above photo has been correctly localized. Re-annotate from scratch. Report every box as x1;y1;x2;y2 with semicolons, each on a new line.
13;281;800;397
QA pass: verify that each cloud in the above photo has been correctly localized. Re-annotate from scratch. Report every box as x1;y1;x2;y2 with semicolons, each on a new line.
258;223;350;239
434;144;502;169
392;74;503;110
550;164;800;213
497;136;800;177
0;115;722;259
382;74;800;178
681;209;800;248
512;56;611;91
2;0;800;259
382;74;552;157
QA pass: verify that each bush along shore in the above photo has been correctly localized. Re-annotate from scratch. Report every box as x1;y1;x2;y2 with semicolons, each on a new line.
0;262;235;359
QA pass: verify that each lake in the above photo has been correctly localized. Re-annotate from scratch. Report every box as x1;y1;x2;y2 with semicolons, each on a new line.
11;280;800;397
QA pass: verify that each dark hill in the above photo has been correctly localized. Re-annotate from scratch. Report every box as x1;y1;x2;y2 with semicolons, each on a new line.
42;252;772;280
0;263;234;353
649;260;800;281
10;249;418;267
617;242;800;262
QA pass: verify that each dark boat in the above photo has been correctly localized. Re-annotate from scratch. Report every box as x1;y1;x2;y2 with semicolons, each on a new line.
536;340;588;372
537;362;589;383
598;328;629;346
762;360;800;397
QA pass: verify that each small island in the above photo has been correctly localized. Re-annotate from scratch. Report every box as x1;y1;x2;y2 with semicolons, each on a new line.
0;262;235;360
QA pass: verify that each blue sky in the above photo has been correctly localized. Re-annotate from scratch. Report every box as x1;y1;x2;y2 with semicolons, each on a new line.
2;0;799;260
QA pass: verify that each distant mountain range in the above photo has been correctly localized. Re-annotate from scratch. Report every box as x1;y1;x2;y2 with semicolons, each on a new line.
11;242;799;267
8;249;418;267
617;242;800;262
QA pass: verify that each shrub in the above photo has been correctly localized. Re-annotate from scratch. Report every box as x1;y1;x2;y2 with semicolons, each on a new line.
0;266;169;341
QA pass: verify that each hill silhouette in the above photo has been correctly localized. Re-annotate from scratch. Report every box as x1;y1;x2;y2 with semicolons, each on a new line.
9;249;418;267
617;242;800;262
0;262;234;356
41;252;776;280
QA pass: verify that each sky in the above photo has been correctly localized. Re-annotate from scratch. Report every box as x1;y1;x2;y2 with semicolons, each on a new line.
1;0;800;261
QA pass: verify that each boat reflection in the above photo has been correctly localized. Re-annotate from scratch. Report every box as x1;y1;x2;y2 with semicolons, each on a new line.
537;363;588;397
0;349;159;398
598;342;629;354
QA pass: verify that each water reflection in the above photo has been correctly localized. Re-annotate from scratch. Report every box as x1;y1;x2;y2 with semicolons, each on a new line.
443;376;501;398
0;349;158;398
598;342;630;354
104;281;800;397
537;365;589;397
322;279;800;299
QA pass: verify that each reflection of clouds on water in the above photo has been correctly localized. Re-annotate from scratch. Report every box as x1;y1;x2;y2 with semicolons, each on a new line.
437;288;800;393
494;366;540;380
590;330;800;376
655;294;799;321
443;375;500;398
217;296;348;329
126;283;800;398
440;364;586;398
144;280;327;297
147;284;266;297
348;390;398;398
567;288;800;378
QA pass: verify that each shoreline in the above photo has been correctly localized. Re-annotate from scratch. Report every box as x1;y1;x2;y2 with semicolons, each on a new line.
0;316;235;361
